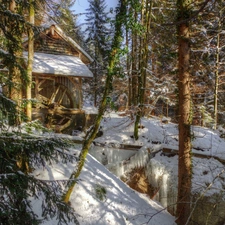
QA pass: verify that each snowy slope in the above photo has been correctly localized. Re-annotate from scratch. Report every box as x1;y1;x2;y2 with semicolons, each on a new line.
31;111;225;225
71;154;176;225
32;147;176;225
89;112;225;201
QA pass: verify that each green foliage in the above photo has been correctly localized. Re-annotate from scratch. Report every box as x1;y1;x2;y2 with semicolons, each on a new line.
106;96;117;110
22;119;51;133
130;0;142;11
110;47;128;78
85;0;111;62
52;0;84;44
95;184;107;201
0;1;30;113
0;93;19;127
176;0;192;21
0;130;79;225
0;93;36;126
0;96;79;224
200;105;214;126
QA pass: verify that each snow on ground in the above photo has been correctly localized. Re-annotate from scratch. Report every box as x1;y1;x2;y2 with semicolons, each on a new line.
90;112;225;198
94;112;225;161
33;147;176;225
70;154;175;225
32;111;225;224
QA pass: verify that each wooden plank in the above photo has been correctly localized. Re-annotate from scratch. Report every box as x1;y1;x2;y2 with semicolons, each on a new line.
36;108;85;115
93;141;141;151
162;148;225;164
51;108;85;115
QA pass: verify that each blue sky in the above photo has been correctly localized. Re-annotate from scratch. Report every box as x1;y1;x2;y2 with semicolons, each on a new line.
72;0;119;25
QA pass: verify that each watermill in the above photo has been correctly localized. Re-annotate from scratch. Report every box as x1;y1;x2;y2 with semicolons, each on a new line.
23;24;93;132
34;76;82;132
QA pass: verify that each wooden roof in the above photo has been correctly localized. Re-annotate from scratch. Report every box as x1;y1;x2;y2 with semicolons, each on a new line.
23;24;93;64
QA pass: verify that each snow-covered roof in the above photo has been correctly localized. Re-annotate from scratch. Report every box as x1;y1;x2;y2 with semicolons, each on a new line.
23;52;93;78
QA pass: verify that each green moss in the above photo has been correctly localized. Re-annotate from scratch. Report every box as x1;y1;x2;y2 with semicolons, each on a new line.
95;184;107;201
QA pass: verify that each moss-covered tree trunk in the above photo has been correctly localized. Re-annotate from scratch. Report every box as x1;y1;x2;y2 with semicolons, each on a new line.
26;0;35;121
8;0;23;125
126;18;132;107
176;0;192;224
131;11;138;106
63;0;127;203
134;0;152;140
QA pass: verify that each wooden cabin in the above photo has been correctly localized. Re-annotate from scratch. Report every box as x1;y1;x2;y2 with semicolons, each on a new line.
23;24;94;132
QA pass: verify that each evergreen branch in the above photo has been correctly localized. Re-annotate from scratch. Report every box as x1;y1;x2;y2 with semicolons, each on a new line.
162;0;212;26
0;132;80;224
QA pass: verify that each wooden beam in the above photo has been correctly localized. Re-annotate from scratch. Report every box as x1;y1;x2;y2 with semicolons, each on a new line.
36;108;85;115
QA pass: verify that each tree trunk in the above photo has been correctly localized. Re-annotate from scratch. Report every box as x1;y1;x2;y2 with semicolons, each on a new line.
9;1;20;102
63;0;127;203
94;60;97;107
131;11;138;106
134;0;152;140
176;0;192;224
213;12;221;130
214;34;219;130
126;18;132;107
26;0;35;121
8;0;23;125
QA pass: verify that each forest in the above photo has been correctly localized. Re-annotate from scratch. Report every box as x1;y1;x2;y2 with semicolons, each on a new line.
0;0;225;224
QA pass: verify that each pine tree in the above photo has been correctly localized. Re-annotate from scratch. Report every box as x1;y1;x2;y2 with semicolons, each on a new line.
51;0;85;44
84;0;111;106
0;0;26;124
0;94;79;224
208;1;225;129
128;0;142;107
185;0;225;128
0;1;80;223
85;0;110;64
124;0;178;138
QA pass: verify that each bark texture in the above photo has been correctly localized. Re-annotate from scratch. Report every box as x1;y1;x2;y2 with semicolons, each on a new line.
8;0;23;125
26;0;35;121
176;0;192;224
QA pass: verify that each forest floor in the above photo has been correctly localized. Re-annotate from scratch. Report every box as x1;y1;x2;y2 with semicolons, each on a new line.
31;110;225;224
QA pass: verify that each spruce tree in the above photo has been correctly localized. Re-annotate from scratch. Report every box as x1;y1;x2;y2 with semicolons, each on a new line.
0;0;26;123
51;0;85;45
85;0;110;64
185;0;225;128
0;94;79;224
84;0;111;106
0;1;80;224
